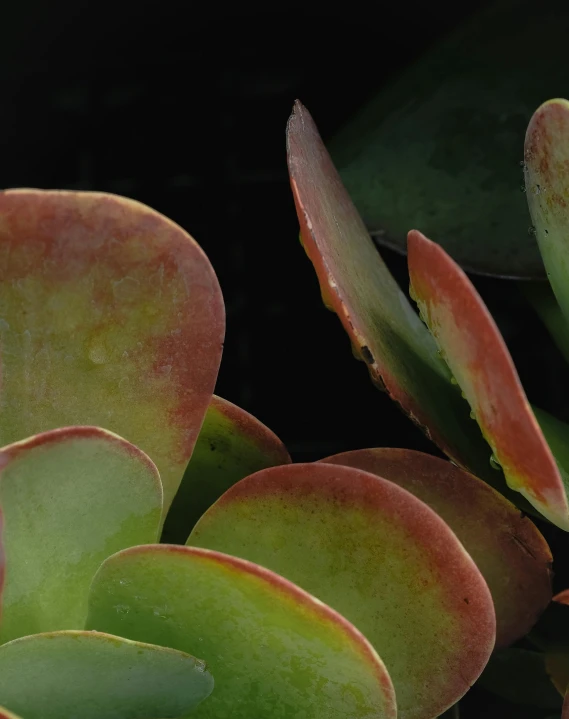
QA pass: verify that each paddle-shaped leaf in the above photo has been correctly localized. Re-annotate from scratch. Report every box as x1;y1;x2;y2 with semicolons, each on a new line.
0;426;162;644
287;101;502;484
525;99;569;325
0;189;225;514
407;229;569;530
0;630;213;719
319;448;552;647
162;394;291;543
189;461;496;719
86;545;397;719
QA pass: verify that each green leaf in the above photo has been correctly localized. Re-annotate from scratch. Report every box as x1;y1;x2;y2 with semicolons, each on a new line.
189;461;496;719
86;545;397;719
0;189;225;516
521;283;569;365
0;426;162;644
478;649;562;709
162;394;290;543
287;100;499;486
327;0;569;278
407;229;569;530
319;447;552;648
0;630;213;719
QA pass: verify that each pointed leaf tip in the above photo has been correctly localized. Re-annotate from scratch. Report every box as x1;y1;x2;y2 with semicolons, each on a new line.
407;229;569;531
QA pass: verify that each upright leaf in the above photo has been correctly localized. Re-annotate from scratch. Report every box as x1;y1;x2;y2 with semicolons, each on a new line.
0;190;225;514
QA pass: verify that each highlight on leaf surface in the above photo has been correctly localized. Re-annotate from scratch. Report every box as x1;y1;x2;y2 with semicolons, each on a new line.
525;99;569;326
162;394;291;543
0;630;213;719
319;447;552;648
0;189;225;516
407;229;569;530
86;545;397;719
286;100;496;484
189;461;496;719
0;426;162;644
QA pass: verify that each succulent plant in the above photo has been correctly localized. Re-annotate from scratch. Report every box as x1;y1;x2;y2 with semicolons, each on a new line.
1;95;569;719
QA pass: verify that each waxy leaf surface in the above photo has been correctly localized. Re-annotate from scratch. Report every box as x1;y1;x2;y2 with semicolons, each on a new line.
407;229;569;530
0;189;225;514
320;448;552;647
525;99;569;325
162;394;290;543
189;461;496;719
0;707;22;719
0;426;162;644
86;545;396;719
0;630;213;719
287;101;495;482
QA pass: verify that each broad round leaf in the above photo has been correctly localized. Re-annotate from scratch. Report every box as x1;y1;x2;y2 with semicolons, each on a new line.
407;229;569;530
525;99;569;325
0;189;225;514
162;394;290;543
0;630;213;719
0;426;162;644
319;448;552;647
189;462;496;719
86;545;397;719
287;101;496;484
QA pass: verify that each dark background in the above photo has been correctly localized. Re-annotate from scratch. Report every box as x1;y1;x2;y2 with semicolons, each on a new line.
3;4;569;716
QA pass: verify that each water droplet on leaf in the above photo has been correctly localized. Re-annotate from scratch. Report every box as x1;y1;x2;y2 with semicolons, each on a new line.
489;454;501;470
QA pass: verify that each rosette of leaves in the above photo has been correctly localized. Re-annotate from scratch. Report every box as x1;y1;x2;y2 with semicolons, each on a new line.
286;96;569;716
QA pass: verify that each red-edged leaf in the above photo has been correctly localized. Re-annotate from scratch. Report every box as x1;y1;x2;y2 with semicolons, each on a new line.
407;229;569;530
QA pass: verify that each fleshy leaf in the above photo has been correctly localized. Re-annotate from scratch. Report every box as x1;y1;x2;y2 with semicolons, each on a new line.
0;630;213;719
328;0;560;279
0;189;225;515
189;461;496;719
162;394;291;543
86;545;397;719
287;100;498;483
0;426;162;644
478;648;562;709
0;707;22;719
407;229;569;530
319;448;552;647
564;691;569;719
522;282;569;365
525;99;569;325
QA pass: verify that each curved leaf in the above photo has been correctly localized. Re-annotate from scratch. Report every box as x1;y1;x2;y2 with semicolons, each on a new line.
0;189;225;515
287;101;496;483
319;447;552;647
189;461;496;719
0;630;213;719
522;283;569;365
86;545;397;719
407;229;569;530
329;0;562;278
0;426;162;644
525;99;569;325
162;395;290;543
0;707;22;719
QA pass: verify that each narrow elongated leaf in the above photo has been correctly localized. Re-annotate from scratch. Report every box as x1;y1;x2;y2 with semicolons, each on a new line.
320;448;552;647
0;426;162;644
0;630;213;719
189;462;496;719
86;545;397;719
407;229;569;530
525;99;569;325
0;189;225;514
162;395;290;543
287;101;497;483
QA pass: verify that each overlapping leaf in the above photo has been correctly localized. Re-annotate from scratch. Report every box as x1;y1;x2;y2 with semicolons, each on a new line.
0;189;225;514
189;461;496;719
0;426;162;644
86;545;397;719
162;394;290;543
320;447;552;647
